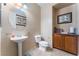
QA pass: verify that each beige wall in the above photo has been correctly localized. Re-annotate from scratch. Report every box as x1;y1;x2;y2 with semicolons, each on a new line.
76;4;79;55
76;4;79;35
0;3;1;55
1;4;18;56
53;7;58;28
0;28;1;55
54;4;77;33
22;4;41;54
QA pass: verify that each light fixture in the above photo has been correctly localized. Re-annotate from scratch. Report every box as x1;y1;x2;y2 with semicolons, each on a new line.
15;3;22;9
23;5;28;9
20;5;28;12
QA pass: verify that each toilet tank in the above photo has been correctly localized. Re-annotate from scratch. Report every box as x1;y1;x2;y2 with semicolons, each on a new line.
34;35;41;43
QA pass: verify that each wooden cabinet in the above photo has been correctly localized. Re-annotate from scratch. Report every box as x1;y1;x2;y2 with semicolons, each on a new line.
53;33;78;55
64;36;77;55
53;33;64;50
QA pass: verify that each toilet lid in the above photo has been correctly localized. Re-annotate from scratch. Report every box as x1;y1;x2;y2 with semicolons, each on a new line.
39;41;48;45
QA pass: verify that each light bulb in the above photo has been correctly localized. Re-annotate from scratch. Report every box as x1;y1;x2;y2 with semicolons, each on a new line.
23;5;28;9
15;3;22;9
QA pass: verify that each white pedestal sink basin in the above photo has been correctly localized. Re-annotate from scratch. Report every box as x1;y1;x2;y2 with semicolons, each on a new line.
10;36;28;56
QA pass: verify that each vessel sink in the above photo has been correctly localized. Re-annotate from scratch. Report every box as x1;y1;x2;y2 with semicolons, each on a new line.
10;36;28;43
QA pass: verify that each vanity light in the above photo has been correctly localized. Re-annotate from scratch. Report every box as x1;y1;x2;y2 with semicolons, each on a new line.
20;5;28;12
23;5;28;9
15;3;28;10
15;3;22;9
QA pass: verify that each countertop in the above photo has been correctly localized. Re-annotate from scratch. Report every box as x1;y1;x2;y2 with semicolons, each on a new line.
54;33;79;36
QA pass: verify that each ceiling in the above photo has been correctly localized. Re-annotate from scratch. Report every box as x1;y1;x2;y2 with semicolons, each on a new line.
53;3;75;9
37;3;56;7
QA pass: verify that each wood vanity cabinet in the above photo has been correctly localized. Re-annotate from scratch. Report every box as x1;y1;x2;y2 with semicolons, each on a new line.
53;33;78;55
64;36;77;55
53;33;64;50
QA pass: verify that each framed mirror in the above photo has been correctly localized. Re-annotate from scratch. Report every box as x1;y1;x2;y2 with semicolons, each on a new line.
57;12;72;24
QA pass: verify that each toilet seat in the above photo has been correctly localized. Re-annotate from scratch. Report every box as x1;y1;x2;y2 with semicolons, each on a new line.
39;41;48;47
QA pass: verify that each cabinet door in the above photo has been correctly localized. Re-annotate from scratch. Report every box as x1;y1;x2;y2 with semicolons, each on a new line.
64;36;77;55
53;34;63;49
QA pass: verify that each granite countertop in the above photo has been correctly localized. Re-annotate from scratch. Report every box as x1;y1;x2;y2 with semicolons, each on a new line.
55;33;79;36
60;33;79;36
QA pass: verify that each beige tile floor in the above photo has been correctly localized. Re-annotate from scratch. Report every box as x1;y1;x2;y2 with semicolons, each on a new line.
25;48;75;56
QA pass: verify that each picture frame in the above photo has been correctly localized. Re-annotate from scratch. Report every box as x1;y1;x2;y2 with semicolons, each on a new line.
57;12;72;24
16;14;26;26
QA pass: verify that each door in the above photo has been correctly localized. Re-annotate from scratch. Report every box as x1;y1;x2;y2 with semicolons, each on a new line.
53;33;63;49
64;36;77;55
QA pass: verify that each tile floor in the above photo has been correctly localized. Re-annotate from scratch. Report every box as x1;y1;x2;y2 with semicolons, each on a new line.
24;48;75;56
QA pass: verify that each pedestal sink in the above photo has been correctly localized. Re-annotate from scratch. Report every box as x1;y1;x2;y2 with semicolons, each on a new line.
10;35;28;56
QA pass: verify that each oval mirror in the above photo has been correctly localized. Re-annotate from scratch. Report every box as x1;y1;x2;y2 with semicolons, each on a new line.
9;3;27;30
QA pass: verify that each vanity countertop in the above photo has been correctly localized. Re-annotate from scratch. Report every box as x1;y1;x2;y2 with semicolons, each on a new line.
54;33;79;36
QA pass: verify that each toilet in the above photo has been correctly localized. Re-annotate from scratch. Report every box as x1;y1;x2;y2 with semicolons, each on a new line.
34;35;49;51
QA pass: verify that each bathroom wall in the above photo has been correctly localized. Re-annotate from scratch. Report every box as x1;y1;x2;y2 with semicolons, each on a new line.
1;4;18;56
40;4;54;48
54;4;77;33
76;4;79;35
53;7;56;28
0;3;1;55
76;4;79;55
0;27;1;55
22;4;41;54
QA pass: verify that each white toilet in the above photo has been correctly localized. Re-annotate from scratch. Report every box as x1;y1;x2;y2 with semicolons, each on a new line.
34;35;49;51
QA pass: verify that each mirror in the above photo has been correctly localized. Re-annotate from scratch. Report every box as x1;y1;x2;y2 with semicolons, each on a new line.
0;3;1;27
9;12;16;29
9;4;27;30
